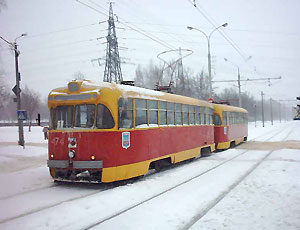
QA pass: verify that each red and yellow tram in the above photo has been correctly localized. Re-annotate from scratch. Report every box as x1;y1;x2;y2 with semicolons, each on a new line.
213;103;248;150
47;80;216;183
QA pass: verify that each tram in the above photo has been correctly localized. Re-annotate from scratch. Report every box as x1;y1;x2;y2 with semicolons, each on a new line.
47;80;215;183
213;103;248;150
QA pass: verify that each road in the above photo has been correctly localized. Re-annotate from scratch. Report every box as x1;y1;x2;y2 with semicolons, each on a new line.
0;122;299;230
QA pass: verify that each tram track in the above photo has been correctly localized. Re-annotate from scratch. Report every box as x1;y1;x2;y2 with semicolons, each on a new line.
248;121;292;142
0;182;116;225
83;124;295;230
0;123;293;228
182;125;298;230
0;149;250;226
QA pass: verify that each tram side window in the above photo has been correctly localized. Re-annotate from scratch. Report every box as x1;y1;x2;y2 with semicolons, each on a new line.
159;101;167;125
54;105;74;129
206;108;210;125
222;112;227;126
176;103;182;125
182;104;189;125
189;105;195;125
195;106;200;125
135;99;147;127
74;104;95;128
167;102;175;125
238;113;242;124
96;104;115;129
210;108;213;125
213;114;221;126
200;107;205;125
50;108;54;129
148;100;158;125
228;112;232;125
118;98;133;129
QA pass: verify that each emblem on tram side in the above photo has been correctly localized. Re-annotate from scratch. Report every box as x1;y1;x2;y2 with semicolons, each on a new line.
122;132;130;149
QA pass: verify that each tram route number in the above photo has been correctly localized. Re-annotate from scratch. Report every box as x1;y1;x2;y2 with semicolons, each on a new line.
51;137;65;146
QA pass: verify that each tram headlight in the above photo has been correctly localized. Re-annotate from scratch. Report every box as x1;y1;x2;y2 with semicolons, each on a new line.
68;150;75;159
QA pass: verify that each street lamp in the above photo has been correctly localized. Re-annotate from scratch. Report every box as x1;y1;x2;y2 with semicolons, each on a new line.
13;33;27;147
0;33;27;146
224;56;251;107
187;23;228;99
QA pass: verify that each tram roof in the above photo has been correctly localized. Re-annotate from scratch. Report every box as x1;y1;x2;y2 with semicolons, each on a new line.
212;103;248;114
49;80;213;107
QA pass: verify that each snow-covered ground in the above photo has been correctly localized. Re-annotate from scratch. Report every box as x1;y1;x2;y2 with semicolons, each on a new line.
0;121;299;230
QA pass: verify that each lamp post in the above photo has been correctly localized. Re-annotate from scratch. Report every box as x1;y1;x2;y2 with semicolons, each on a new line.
0;33;27;146
187;23;228;99
224;56;251;107
13;34;27;147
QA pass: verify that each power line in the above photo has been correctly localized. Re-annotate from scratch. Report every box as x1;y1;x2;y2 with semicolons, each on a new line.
115;0;192;48
76;0;175;49
24;21;107;39
187;0;248;60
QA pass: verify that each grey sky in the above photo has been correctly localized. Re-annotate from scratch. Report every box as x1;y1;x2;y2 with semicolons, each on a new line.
1;0;299;105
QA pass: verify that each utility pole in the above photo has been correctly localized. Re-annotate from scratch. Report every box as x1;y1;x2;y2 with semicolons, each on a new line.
279;102;281;123
254;104;257;127
187;23;228;99
103;2;123;83
237;67;241;107
1;34;26;147
213;76;282;108
270;98;273;125
261;91;265;127
14;42;25;146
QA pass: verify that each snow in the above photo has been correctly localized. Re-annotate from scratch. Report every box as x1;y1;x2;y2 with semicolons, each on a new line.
116;84;165;97
190;149;300;230
0;121;299;230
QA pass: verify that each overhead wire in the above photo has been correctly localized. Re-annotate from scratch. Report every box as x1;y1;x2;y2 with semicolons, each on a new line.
76;0;176;50
186;0;248;60
24;21;107;39
117;0;192;49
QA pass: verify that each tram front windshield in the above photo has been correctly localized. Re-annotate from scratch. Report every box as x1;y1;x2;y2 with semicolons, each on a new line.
53;105;74;129
51;104;95;129
51;104;114;130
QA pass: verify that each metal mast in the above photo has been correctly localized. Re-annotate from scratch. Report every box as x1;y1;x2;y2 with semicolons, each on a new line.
103;2;123;83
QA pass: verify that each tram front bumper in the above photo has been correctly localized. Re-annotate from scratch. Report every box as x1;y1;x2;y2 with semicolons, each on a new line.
47;160;103;169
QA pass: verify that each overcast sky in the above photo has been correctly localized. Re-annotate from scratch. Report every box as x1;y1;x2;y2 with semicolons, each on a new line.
1;0;299;106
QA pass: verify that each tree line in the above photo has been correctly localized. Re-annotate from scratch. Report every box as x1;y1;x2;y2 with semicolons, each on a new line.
0;74;48;123
134;61;290;122
0;60;290;124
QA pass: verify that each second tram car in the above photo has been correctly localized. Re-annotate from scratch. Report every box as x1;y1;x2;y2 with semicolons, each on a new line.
47;80;216;183
213;103;248;150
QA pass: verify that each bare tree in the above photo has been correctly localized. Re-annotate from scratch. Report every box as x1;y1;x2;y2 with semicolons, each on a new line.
73;71;85;80
134;60;164;89
0;71;13;120
134;64;145;87
0;0;6;13
22;86;41;131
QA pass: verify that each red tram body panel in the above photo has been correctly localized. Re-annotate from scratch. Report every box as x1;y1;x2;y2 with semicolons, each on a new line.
213;103;248;150
47;80;216;183
49;126;214;168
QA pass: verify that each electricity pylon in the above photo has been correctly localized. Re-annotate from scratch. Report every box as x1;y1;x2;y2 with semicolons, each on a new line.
103;2;123;83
